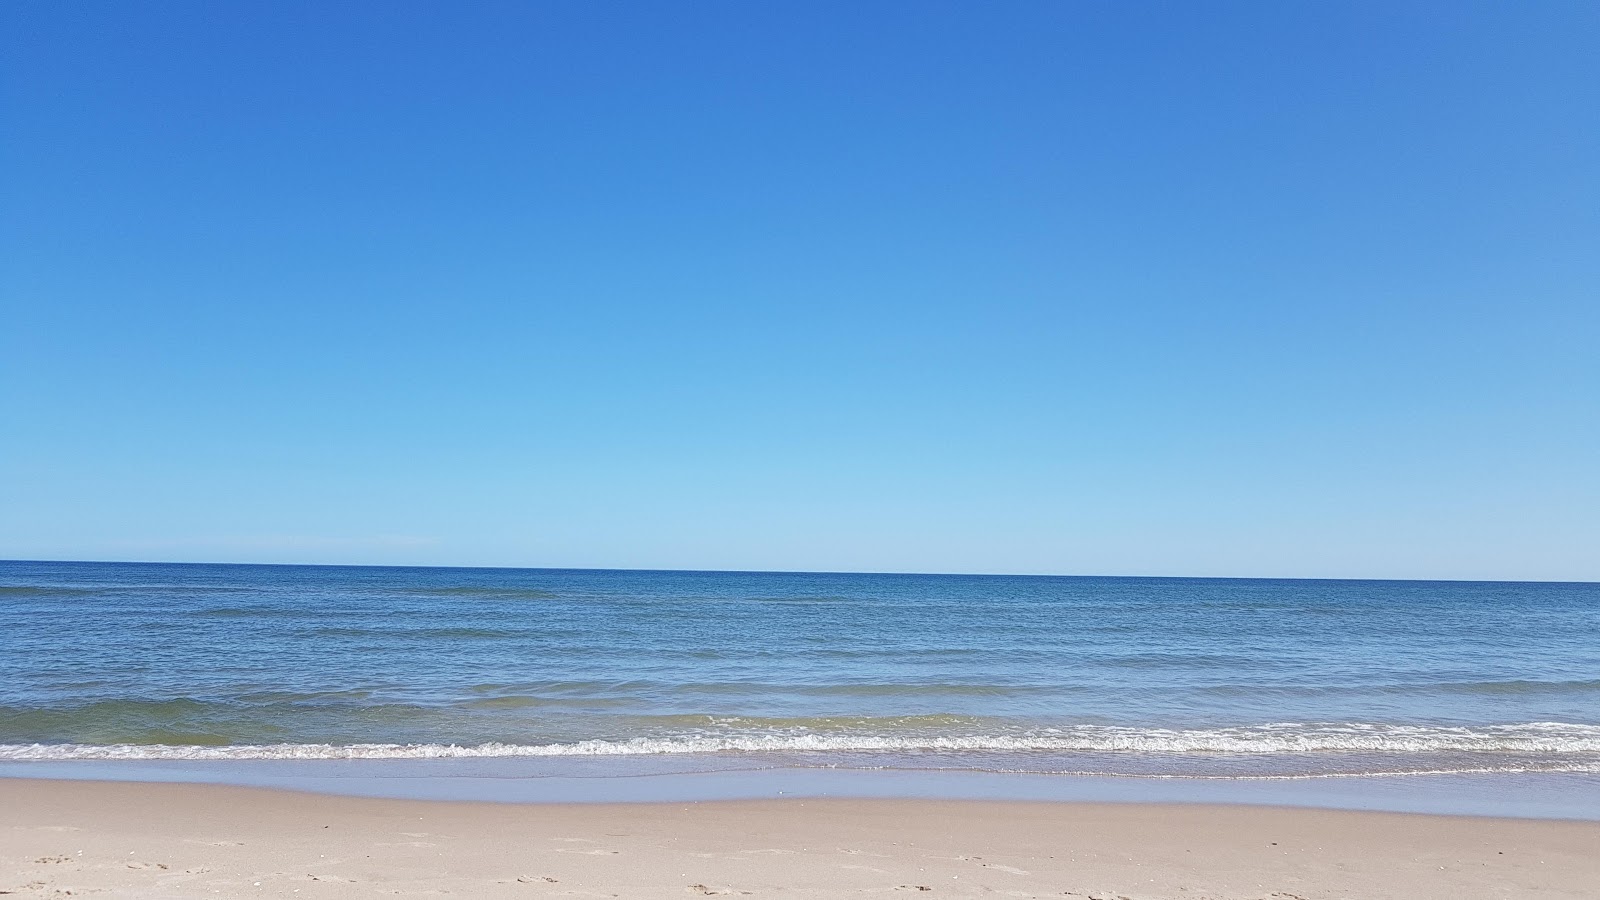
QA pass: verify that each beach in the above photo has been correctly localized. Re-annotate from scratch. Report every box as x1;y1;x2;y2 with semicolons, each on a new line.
5;779;1599;899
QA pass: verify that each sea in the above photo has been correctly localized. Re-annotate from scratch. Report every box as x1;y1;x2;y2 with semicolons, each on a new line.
3;561;1598;815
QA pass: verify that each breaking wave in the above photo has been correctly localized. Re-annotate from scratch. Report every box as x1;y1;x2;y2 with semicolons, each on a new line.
4;721;1598;762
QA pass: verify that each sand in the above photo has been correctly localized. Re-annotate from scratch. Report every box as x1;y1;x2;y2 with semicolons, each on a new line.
2;779;1597;899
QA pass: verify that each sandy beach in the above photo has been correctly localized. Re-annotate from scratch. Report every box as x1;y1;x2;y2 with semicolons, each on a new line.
3;779;1597;899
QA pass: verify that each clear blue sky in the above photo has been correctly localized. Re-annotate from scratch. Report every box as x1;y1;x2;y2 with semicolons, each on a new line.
3;2;1596;580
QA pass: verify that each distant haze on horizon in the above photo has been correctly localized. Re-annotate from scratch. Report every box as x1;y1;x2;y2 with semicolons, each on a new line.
1;559;1597;586
3;2;1597;583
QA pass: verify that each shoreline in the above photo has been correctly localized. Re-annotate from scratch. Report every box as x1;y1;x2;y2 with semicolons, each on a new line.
5;759;1600;821
5;779;1599;899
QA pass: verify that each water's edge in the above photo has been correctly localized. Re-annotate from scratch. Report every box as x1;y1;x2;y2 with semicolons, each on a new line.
4;760;1599;821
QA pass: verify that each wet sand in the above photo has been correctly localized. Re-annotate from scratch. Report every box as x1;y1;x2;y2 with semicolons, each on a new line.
3;778;1597;899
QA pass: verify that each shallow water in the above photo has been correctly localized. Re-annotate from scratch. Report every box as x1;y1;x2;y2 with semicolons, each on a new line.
2;561;1597;784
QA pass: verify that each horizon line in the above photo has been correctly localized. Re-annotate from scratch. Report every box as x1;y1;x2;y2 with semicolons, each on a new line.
2;557;1596;587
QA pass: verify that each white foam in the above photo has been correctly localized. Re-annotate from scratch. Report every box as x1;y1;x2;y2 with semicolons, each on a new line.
2;722;1598;761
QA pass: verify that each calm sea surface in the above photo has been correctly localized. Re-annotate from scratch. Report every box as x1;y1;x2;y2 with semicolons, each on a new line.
3;561;1597;781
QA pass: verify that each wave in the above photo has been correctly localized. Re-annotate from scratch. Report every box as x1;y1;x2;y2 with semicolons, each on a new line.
395;587;559;600
1;584;253;597
738;595;855;604
0;586;102;597
666;682;1042;698
197;607;298;619
3;722;1598;761
1197;679;1600;697
1430;679;1600;695
304;626;530;640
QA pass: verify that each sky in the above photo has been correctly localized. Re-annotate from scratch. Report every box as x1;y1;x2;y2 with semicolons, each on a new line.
3;1;1597;580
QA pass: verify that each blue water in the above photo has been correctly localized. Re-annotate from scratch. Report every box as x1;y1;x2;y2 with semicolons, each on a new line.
2;560;1598;782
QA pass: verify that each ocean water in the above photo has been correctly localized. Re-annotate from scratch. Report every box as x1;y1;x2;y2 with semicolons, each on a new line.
2;560;1598;785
